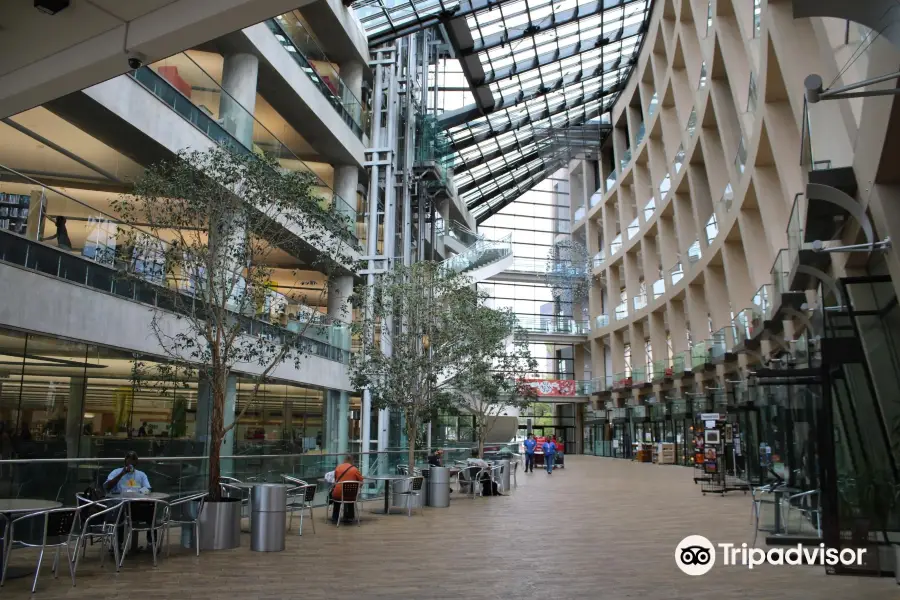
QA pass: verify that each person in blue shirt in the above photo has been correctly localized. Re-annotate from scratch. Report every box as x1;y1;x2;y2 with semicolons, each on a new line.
542;438;557;474
523;434;537;473
105;451;151;493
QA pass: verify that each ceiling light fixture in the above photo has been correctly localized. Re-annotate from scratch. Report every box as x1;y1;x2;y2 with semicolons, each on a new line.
34;0;70;15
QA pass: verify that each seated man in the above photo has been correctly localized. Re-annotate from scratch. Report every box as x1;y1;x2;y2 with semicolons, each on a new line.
105;451;151;493
331;454;364;523
465;449;502;496
427;449;443;467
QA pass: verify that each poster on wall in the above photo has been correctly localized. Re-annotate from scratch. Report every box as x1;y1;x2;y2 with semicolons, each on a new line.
724;424;733;443
523;379;576;396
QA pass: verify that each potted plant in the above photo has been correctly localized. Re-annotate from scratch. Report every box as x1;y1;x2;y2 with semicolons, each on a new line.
115;147;353;549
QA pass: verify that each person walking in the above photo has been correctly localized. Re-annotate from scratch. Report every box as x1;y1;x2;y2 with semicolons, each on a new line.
523;434;537;473
542;437;557;474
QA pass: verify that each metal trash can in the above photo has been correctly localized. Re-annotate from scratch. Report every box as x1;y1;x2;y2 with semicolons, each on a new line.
250;483;289;552
426;467;450;508
499;460;511;491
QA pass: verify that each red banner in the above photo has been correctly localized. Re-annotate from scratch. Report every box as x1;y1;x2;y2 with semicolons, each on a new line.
523;379;576;396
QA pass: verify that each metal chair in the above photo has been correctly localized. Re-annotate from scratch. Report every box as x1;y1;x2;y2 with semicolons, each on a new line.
750;481;782;546
283;477;317;535
458;465;481;498
783;489;821;537
73;494;124;571
3;506;79;593
332;481;361;527
118;498;169;568
490;465;504;495
164;492;207;557
396;476;425;517
71;499;125;576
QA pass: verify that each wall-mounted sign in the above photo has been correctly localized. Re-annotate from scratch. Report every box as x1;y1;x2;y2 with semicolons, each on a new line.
699;413;721;421
523;379;576;396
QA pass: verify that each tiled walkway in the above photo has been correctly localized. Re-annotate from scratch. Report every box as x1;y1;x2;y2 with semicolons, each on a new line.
5;456;898;599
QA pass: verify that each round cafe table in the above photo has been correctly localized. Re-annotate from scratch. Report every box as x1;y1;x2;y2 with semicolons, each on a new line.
364;475;408;515
0;499;63;580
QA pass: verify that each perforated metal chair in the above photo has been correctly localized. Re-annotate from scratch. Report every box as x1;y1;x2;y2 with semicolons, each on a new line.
3;506;79;592
332;481;361;527
118;498;169;568
284;477;317;535
396;476;425;516
72;495;125;572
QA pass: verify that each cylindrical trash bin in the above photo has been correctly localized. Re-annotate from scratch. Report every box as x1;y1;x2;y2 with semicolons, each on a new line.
427;467;450;508
499;460;511;491
250;483;289;552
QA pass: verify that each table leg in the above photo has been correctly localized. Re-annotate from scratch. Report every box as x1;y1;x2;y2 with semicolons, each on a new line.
773;491;783;534
383;483;390;515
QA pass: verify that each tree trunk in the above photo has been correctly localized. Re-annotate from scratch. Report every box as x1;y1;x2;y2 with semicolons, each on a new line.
406;410;417;477
478;429;485;459
207;382;226;501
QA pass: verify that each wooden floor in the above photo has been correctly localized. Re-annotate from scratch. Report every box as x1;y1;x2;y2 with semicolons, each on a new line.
5;456;898;599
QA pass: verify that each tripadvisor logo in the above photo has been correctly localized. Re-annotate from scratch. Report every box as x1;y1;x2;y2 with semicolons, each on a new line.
675;535;866;576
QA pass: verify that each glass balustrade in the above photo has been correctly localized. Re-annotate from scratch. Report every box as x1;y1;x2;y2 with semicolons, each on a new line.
445;219;483;247
632;293;648;312
787;193;803;270
752;284;773;330
652;277;665;300
687;239;702;265
672;351;688;374
691;339;711;369
770;248;790;300
590;191;603;207
128;58;358;239
610;233;623;255
595;314;610;329
613;371;632;389
698;61;708;89
732;308;753;346
710;327;728;362
441;234;513;275
574;205;586;222
720;183;734;214
633;365;648;385
747;70;758;113
648;92;659;117
620;148;633;170
670;262;684;286
673;145;685;174
686;107;697;137
658;173;672;197
593;250;606;269
615;301;629;321
705;212;719;245
651;359;670;381
515;315;590;335
627;217;640;240
643;197;656;221
734;136;747;175
606;170;618;192
267;16;364;137
635;122;646;146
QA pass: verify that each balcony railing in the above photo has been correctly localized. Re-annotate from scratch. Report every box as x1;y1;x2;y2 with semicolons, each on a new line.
635;122;646;147
752;284;773;329
673;351;689;375
613;371;633;390
771;248;790;300
620;148;633;170
441;234;513;276
632;293;648;312
627;217;640;240
670;262;684;286
686;107;697;137
734;136;747;175
605;170;618;192
652;277;665;300
648;92;659;117
691;339;711;369
643;197;656;222
593;250;606;269
267;17;364;138
615;301;629;321
610;233;623;255
705;212;719;245
732;308;753;346
710;327;728;362
787;193;804;272
574;205;586;222
687;239;702;266
590;190;603;207
698;61;708;89
651;359;671;381
673;145;685;174
658;173;672;198
595;314;610;329
633;365;648;385
516;315;590;335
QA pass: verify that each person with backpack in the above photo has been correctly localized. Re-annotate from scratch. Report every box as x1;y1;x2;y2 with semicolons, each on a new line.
542;437;557;474
330;454;363;523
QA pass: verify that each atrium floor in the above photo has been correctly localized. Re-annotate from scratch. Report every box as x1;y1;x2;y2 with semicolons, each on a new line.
6;456;898;599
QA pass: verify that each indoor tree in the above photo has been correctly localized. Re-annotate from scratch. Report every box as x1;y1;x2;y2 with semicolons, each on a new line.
113;146;354;500
447;314;538;456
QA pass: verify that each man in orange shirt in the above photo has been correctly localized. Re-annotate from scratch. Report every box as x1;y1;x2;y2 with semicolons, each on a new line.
331;454;364;523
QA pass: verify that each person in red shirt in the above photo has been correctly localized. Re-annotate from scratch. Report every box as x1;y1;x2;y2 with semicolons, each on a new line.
331;454;364;523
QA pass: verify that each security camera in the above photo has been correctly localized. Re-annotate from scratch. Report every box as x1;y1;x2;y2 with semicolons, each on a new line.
127;52;147;70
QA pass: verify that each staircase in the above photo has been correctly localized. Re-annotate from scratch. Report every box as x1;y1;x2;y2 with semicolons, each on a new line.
440;233;513;282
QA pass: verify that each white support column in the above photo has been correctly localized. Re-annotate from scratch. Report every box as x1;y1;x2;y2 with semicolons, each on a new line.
220;53;259;149
66;377;86;459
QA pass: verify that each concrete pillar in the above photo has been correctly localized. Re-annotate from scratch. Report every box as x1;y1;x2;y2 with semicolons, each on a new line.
337;391;349;454
325;390;340;453
668;299;689;352
220;53;259;149
196;374;237;472
327;275;353;322
282;398;293;441
66;377;86;459
334;165;359;225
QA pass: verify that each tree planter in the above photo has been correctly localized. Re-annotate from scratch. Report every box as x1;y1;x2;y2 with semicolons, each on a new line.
198;498;242;550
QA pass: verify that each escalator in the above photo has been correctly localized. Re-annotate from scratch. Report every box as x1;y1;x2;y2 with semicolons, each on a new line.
440;232;513;282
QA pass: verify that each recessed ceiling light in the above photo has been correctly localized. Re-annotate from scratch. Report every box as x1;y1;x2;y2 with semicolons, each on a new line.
34;0;70;15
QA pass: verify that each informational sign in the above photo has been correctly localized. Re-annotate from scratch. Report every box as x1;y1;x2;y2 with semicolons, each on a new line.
704;420;716;429
699;413;720;422
523;379;576;396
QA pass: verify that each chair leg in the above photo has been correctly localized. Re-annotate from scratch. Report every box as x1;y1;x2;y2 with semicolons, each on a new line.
66;543;76;587
336;504;343;527
308;505;315;534
119;528;132;570
166;523;172;558
51;546;59;577
31;546;45;593
150;529;158;567
355;502;360;527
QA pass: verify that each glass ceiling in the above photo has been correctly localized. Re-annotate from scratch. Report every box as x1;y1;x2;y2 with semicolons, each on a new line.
354;0;653;222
